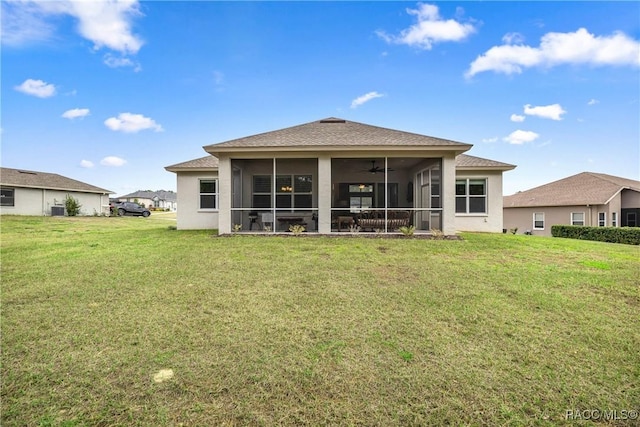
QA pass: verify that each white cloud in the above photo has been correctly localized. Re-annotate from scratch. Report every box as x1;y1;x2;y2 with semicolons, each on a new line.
377;3;476;50
503;130;540;145
587;99;599;106
104;113;164;133
466;28;640;78
62;108;90;119
482;137;498;143
2;1;143;69
100;156;127;167
351;91;385;109
524;103;566;120
80;159;94;168
104;53;141;71
502;32;525;45
15;78;56;98
510;114;525;122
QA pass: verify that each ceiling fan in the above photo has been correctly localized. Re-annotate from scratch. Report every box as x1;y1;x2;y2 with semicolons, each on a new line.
362;160;393;174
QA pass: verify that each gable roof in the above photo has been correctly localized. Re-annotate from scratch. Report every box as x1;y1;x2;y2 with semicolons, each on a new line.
0;167;112;194
165;155;219;172
119;190;177;201
504;172;640;208
204;117;473;154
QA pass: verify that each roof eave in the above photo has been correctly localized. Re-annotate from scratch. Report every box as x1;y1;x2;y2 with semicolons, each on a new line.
205;144;472;156
1;183;113;194
456;165;517;172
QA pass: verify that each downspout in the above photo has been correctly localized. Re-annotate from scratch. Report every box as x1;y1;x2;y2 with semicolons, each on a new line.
43;189;46;216
587;204;592;226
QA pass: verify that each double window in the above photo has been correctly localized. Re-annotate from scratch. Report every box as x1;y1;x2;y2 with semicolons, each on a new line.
533;212;544;230
456;178;486;214
199;180;217;209
253;175;313;209
1;188;15;207
612;212;617;227
598;212;606;227
571;212;584;226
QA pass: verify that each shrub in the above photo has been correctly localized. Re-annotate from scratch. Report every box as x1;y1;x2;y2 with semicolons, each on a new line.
398;225;415;236
64;194;82;216
551;225;640;245
289;224;305;235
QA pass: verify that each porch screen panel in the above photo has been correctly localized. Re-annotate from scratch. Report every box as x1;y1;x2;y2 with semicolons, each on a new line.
253;175;272;208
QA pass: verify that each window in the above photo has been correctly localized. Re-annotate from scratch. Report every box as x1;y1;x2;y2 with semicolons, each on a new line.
612;212;617;227
533;212;544;230
1;188;15;207
598;212;606;227
199;180;217;209
348;184;373;212
571;212;584;226
456;178;486;214
253;175;313;210
627;212;637;227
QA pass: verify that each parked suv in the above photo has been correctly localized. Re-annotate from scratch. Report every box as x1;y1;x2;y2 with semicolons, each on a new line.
112;202;151;217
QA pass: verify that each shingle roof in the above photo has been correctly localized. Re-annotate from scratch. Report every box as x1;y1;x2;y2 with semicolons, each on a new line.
119;190;177;201
455;154;516;170
504;172;640;208
0;167;112;194
165;155;219;172
204;117;473;152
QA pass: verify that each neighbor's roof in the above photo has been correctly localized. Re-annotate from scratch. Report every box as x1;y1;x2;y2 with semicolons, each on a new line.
204;117;473;153
504;172;640;208
119;190;177;201
455;154;516;171
165;155;219;172
0;167;112;194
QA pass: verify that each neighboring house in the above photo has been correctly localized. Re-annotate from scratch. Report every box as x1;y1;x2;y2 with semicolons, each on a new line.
165;117;516;234
503;172;640;236
0;167;112;216
117;190;177;211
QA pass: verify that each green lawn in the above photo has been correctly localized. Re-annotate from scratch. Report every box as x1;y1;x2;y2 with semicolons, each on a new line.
1;216;638;426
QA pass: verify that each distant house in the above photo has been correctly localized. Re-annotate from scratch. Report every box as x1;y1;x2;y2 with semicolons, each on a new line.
503;172;640;236
0;167;112;216
165;117;516;234
117;190;177;211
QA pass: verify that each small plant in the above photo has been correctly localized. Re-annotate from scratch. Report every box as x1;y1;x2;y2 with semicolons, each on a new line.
398;225;415;236
349;224;361;234
167;225;177;230
509;227;518;235
289;224;306;235
263;225;272;232
430;228;445;239
232;224;242;232
64;194;82;216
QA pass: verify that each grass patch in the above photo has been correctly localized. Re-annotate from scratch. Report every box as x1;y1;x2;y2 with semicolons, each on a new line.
1;216;639;426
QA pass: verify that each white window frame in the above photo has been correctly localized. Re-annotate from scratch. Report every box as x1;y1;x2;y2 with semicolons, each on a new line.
612;212;617;227
199;179;218;210
455;178;487;215
571;212;585;226
598;212;606;227
533;212;545;230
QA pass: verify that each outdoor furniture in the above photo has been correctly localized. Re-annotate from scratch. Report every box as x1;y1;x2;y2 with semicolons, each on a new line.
277;216;306;231
337;215;355;232
248;211;259;230
357;210;410;231
261;213;274;230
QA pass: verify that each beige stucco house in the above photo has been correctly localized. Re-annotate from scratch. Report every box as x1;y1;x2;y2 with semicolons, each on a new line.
117;190;177;211
166;117;515;234
503;172;640;236
0;167;112;216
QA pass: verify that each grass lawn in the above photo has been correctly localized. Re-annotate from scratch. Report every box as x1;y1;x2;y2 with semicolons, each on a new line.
1;215;638;426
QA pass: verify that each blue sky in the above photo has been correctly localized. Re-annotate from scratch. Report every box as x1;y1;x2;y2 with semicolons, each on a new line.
2;1;639;197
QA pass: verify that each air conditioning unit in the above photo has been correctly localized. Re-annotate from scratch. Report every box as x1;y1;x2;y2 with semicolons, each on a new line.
51;206;65;216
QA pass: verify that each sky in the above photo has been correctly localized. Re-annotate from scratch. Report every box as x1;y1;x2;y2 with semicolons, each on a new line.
2;1;639;197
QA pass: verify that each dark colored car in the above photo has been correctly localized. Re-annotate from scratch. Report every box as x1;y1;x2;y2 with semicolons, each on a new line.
112;202;151;217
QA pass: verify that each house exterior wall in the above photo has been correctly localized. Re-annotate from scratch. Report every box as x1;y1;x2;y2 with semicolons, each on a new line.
0;187;109;216
503;204;613;236
454;170;505;233
175;171;219;230
621;188;640;208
